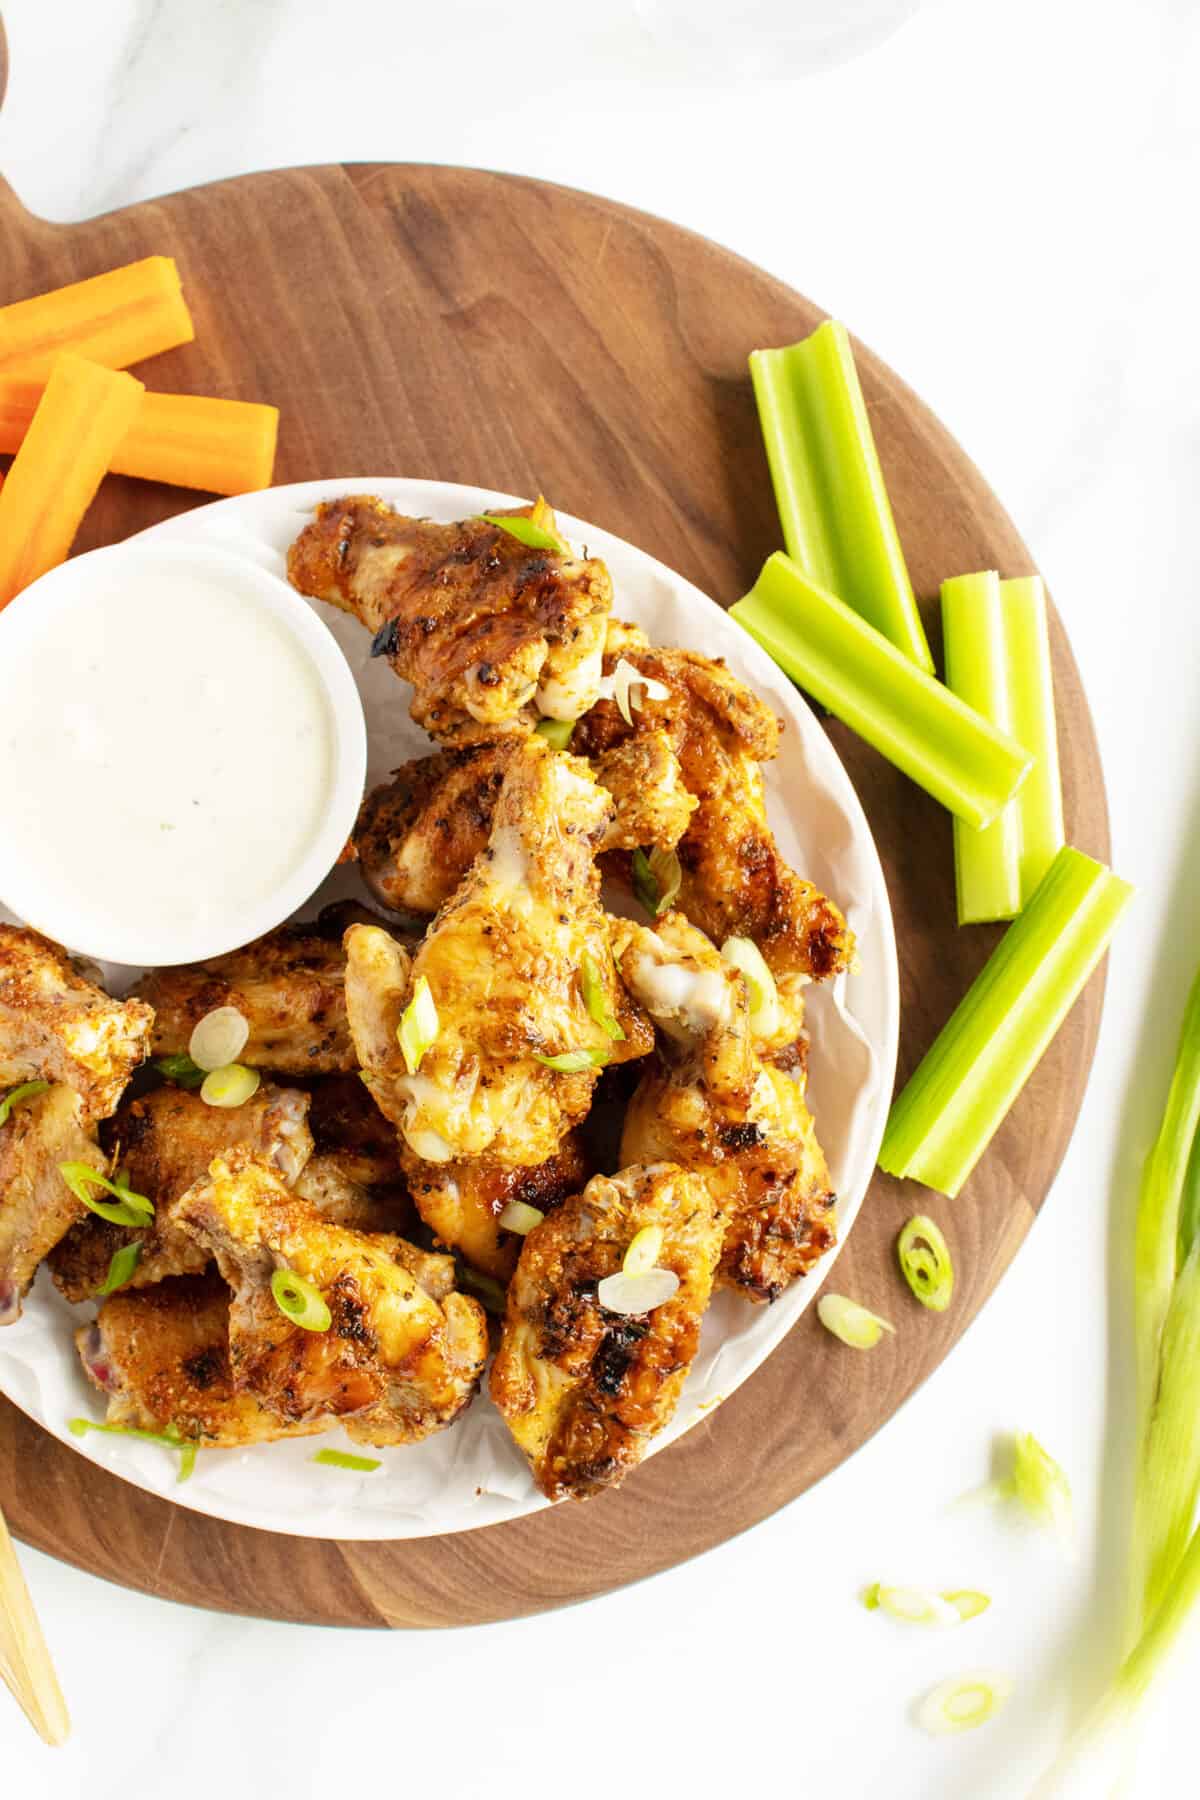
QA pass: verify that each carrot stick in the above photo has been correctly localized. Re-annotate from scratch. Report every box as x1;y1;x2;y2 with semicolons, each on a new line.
0;257;194;379
0;379;277;494
0;354;144;608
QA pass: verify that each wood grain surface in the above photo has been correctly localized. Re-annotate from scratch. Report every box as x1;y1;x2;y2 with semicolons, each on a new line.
0;159;1110;1627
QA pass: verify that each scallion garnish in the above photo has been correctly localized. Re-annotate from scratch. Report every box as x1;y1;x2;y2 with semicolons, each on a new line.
151;1052;206;1089
916;1674;1012;1736
69;1417;198;1483
534;1048;610;1073
312;1449;381;1472
188;1005;250;1072
749;322;934;671
498;1199;544;1235
622;1224;664;1278
896;1214;954;1312
0;1079;50;1127
534;717;574;750
596;657;671;726
96;1240;141;1297
995;1431;1075;1554
720;936;780;1038
596;1267;680;1315
59;1161;154;1228
731;553;1032;829
398;975;439;1077
816;1293;894;1350
878;847;1134;1197
200;1063;261;1109
631;845;682;918
479;510;568;554
861;1584;961;1627
581;951;625;1041
270;1268;332;1333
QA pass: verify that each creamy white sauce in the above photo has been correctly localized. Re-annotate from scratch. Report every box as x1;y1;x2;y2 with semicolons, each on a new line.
0;564;335;959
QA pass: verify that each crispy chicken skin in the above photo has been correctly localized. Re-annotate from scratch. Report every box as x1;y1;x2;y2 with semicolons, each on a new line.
490;1163;722;1501
133;921;353;1074
286;496;612;745
344;738;652;1170
0;1085;102;1324
572;628;855;993
296;1072;408;1189
50;1081;314;1302
401;1133;590;1282
0;924;152;1121
76;1274;325;1448
617;914;837;1303
355;729;696;918
293;1152;413;1239
169;1151;488;1445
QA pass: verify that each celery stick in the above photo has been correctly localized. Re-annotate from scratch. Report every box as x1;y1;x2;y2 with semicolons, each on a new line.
1003;576;1064;903
878;847;1134;1197
750;323;934;672
731;553;1032;829
941;572;1022;924
1131;967;1200;1508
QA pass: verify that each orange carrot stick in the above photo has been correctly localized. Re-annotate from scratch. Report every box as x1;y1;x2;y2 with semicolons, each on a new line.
0;258;194;379
0;379;277;495
0;354;144;608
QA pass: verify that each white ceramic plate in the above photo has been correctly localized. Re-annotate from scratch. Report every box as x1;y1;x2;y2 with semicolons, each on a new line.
0;479;899;1541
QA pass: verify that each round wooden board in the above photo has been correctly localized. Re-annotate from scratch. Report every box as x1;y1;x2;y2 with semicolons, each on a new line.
0;159;1110;1627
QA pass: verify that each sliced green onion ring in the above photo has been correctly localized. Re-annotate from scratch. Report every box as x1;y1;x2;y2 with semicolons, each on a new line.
479;511;567;554
398;975;439;1076
97;1241;142;1297
498;1200;544;1235
623;1225;664;1278
1005;1430;1075;1553
916;1673;1013;1736
597;1268;679;1315
534;717;575;750
59;1161;155;1228
720;936;781;1038
151;1053;206;1089
270;1267;332;1333
944;1590;992;1623
312;1448;381;1472
632;845;682;919
581;950;625;1041
69;1416;198;1482
200;1063;261;1109
866;1585;961;1627
598;657;671;727
897;1214;954;1312
0;1080;50;1128
189;1005;250;1072
817;1293;894;1350
535;1048;610;1073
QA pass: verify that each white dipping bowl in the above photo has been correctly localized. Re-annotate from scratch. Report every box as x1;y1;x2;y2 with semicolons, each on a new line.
0;540;367;967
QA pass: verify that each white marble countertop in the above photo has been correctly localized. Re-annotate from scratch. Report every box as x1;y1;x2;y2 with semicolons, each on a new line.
2;1;1198;1795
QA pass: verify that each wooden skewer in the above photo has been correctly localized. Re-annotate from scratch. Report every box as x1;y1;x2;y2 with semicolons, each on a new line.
0;1502;69;1745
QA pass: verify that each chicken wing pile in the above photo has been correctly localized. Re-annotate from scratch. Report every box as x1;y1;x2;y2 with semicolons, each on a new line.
0;496;856;1504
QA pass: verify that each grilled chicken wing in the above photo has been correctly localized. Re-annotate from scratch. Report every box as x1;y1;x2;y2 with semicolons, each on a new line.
0;924;152;1121
76;1274;324;1448
134;921;354;1074
293;1152;412;1238
0;1085;102;1324
49;1081;313;1302
287;495;611;745
344;738;651;1171
355;729;695;918
295;1072;408;1189
617;914;837;1302
572;629;855;997
490;1163;722;1501
402;1134;590;1281
169;1151;487;1445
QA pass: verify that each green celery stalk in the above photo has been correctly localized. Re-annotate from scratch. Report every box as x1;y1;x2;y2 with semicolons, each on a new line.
730;552;1032;829
750;322;934;672
878;847;1134;1197
941;572;1023;924
1130;967;1200;1568
1003;575;1065;903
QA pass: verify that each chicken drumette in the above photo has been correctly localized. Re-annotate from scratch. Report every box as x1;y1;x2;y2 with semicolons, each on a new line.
490;1163;723;1501
0;1084;104;1324
169;1150;488;1446
616;914;837;1303
287;495;611;745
